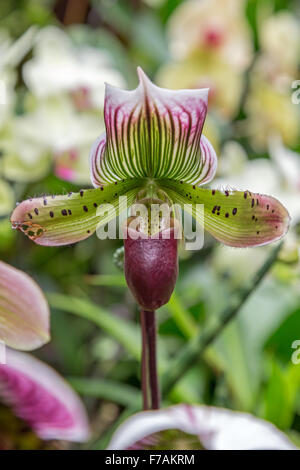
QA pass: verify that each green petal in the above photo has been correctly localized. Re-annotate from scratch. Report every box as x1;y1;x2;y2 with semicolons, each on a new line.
159;180;290;247
11;179;142;246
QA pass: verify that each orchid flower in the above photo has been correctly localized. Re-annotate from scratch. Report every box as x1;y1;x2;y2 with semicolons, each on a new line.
167;0;253;71
11;68;289;249
259;11;300;77
0;261;49;351
0;348;89;442
158;0;253;120
1;26;126;186
11;68;290;410
108;405;296;450
3;97;101;184
0;28;37;216
0;261;89;442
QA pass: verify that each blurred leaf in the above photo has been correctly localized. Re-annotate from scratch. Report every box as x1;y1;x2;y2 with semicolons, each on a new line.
91;0;133;35
68;377;141;408
263;360;300;429
130;10;168;70
265;307;300;362
85;273;127;287
48;293;141;359
159;0;183;23
165;292;198;339
215;321;255;410
51;309;90;375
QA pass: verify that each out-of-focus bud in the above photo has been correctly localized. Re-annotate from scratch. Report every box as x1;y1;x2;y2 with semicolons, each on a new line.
123;200;181;311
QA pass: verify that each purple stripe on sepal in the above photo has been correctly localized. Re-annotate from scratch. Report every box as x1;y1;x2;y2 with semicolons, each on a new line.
0;349;90;442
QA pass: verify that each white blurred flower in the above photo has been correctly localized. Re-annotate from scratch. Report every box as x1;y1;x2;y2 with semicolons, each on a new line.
216;139;300;226
157;0;253;121
23;26;125;109
108;405;296;450
268;136;300;226
156;56;244;119
0;27;36;130
244;69;300;151
167;0;253;71
259;11;300;76
3;97;101;183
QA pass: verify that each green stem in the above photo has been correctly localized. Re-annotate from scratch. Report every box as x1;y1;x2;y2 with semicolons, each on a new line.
161;242;283;395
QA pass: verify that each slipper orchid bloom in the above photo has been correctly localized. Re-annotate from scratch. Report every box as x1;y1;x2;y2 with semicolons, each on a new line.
11;68;289;252
10;68;290;411
108;405;297;450
0;348;89;442
0;261;49;351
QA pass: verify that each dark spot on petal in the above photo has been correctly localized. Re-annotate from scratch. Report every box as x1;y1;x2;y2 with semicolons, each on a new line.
100;186;104;191
244;191;247;199
212;189;215;195
225;190;229;196
83;206;88;212
193;185;196;189
34;208;39;216
180;181;183;184
232;208;237;215
272;209;275;213
252;215;255;220
80;190;84;197
114;181;118;185
50;211;54;218
68;209;72;215
28;213;33;219
93;202;98;208
267;204;269;210
87;230;90;233
257;231;260;235
251;199;255;208
225;213;229;218
256;199;259;205
61;209;67;216
43;199;47;206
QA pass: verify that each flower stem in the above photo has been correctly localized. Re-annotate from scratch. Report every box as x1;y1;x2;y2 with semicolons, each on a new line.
140;309;160;410
140;309;149;410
